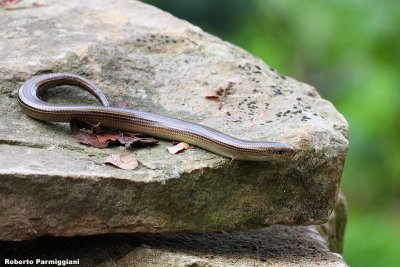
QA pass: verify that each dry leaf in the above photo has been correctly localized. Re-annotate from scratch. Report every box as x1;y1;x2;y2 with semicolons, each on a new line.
205;95;221;100
70;118;159;150
96;131;119;143
117;132;158;148
105;154;138;170
70;119;110;148
206;78;240;110
215;87;226;96
167;142;190;154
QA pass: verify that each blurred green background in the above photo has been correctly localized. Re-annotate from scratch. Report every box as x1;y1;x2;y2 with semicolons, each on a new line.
144;0;400;266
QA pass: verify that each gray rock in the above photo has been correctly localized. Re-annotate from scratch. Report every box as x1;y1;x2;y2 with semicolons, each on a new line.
0;196;348;266
317;190;347;253
0;228;347;267
0;0;348;240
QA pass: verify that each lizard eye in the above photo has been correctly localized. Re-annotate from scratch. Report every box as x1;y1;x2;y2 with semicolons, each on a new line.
275;150;285;155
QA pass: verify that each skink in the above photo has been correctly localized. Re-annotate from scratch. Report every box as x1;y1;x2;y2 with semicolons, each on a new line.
18;73;295;161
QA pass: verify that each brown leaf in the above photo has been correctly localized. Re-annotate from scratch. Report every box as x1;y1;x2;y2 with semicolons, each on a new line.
205;95;221;100
105;154;138;170
96;131;119;143
70;119;110;148
70;119;159;149
117;132;159;148
167;142;190;154
91;123;103;134
71;118;101;133
215;87;226;96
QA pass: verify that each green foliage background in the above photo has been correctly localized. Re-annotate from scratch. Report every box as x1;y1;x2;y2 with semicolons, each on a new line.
144;0;400;266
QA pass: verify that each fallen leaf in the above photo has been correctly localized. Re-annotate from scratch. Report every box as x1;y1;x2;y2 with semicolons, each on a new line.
205;78;240;110
167;142;190;154
70;119;159;149
205;95;221;100
224;114;241;122
215;87;226;96
96;131;119;143
117;132;159;148
70;119;110;148
105;154;138;170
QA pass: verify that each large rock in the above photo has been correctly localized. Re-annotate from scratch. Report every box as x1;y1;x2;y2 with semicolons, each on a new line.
317;190;347;254
0;0;348;240
0;196;348;266
0;228;347;267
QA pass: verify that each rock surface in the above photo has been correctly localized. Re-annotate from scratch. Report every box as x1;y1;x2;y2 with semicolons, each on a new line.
317;190;347;253
0;0;348;240
0;196;348;266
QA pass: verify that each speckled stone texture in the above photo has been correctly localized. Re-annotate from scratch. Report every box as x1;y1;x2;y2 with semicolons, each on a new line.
0;0;348;241
0;196;348;267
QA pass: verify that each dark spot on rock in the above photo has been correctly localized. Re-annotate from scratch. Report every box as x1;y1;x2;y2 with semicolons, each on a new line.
271;85;283;96
296;97;302;101
307;91;317;97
